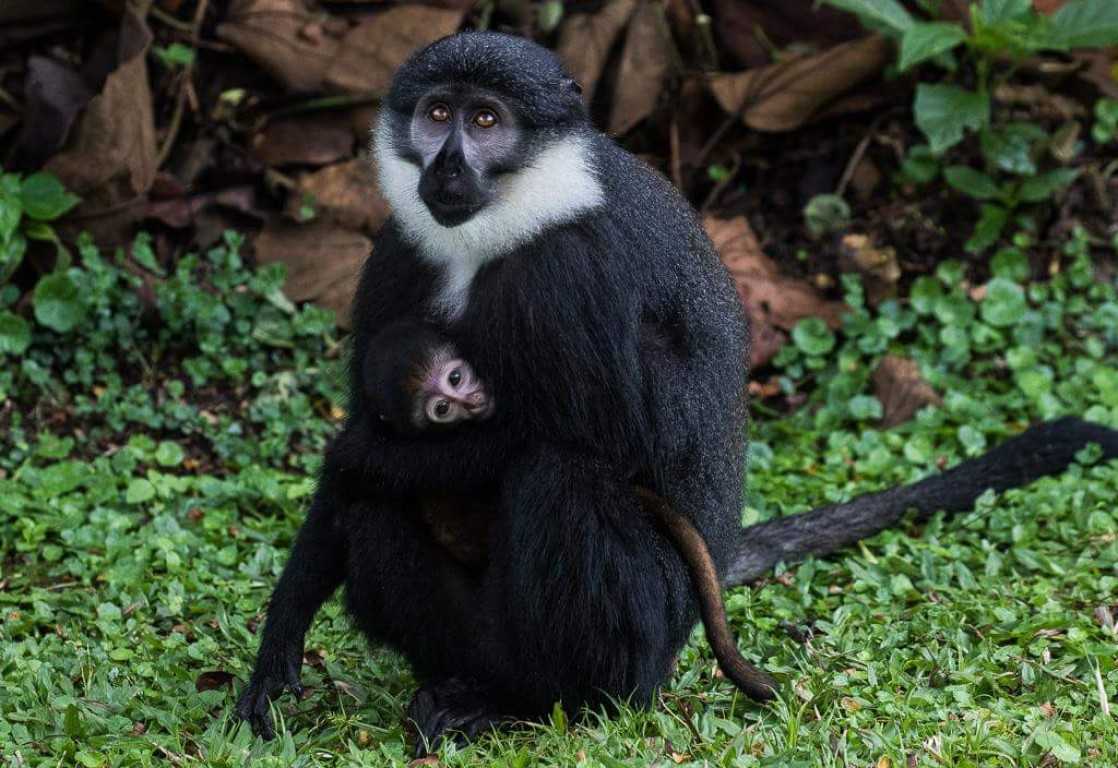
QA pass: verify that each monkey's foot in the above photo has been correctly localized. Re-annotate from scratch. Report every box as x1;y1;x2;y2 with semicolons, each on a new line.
407;677;506;757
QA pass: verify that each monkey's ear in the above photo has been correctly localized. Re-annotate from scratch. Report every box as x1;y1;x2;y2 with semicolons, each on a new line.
562;78;583;96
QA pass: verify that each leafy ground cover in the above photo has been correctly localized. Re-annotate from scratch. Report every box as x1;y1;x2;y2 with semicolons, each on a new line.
2;228;1118;767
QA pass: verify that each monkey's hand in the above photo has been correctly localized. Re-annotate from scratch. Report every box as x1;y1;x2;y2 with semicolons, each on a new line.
235;641;305;740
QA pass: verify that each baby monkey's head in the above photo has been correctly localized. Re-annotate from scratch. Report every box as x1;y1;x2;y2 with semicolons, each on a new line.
365;322;494;434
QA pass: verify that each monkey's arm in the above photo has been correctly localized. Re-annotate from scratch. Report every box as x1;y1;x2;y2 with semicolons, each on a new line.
724;417;1118;586
332;416;521;494
236;472;347;738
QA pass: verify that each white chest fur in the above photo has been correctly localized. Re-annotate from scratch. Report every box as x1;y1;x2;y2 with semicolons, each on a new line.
372;118;604;318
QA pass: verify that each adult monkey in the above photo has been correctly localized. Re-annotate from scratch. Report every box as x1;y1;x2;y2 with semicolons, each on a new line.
236;32;1118;752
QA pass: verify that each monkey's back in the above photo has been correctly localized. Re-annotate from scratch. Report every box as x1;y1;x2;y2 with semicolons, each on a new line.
585;131;751;572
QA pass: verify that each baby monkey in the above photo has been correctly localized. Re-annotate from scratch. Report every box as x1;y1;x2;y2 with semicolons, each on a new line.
365;321;776;702
364;321;494;434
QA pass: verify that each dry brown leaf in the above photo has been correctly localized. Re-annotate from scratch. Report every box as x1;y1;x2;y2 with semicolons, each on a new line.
839;233;899;304
709;0;866;69
10;55;94;169
706;215;844;368
1077;49;1118;99
254;220;369;327
556;0;639;104
217;0;341;92
408;758;440;768
252;114;355;166
608;1;672;135
708;35;892;132
1033;0;1068;13
872;355;942;428
993;83;1086;120
287;158;390;232
194;670;235;692
44;8;156;244
324;5;465;95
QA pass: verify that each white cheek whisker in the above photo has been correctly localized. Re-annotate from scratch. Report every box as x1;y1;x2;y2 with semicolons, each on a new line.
372;117;604;318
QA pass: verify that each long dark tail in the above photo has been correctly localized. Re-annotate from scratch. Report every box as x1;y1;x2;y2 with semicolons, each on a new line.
724;417;1118;587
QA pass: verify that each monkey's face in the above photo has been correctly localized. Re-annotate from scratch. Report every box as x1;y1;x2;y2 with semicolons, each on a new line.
374;33;591;236
413;352;494;430
407;89;523;228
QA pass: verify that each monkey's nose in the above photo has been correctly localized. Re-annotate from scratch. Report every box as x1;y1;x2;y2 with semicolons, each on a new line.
433;151;463;180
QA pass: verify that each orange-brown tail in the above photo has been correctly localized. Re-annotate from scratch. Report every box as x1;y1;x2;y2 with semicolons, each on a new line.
636;488;777;702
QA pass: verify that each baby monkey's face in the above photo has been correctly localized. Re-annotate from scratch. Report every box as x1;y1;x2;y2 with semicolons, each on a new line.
412;349;493;430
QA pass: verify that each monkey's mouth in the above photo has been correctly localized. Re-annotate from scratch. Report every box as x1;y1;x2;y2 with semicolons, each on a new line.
422;192;484;228
465;395;494;421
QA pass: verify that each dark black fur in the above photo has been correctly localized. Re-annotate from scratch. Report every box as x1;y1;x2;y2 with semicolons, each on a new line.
362;320;450;434
235;31;1118;753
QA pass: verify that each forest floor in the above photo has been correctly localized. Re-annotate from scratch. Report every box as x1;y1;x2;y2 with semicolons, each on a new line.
4;1;1118;766
2;223;1118;767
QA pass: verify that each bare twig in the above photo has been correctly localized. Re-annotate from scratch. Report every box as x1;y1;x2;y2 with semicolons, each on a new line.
155;0;210;169
835;117;884;199
700;153;741;213
669;117;682;191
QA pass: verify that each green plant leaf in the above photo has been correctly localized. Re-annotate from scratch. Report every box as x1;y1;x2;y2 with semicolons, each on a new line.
803;194;851;239
980;123;1045;175
944;166;1002;200
910;276;942;314
899;144;940;184
792;317;836;356
848;394;883;420
898;22;967;72
153;42;196;68
1048;0;1118;49
1015;168;1078;202
0;173;22;244
20;172;81;222
0;231;28;283
981;277;1027;327
966;204;1009;253
0;309;30;355
32;271;87;333
980;0;1032;25
155;441;185;467
819;0;915;37
125;478;156;504
991;247;1030;282
914;84;990;153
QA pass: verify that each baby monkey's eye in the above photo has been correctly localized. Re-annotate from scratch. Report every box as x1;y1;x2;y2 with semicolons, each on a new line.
434;400;450;417
473;110;498;128
448;368;462;387
428;103;451;122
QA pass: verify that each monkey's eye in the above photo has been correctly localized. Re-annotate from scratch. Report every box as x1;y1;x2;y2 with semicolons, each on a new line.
427;104;451;122
473;110;498;129
448;368;462;388
427;398;454;423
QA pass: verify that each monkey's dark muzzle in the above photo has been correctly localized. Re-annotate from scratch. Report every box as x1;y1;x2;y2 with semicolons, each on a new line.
418;174;485;227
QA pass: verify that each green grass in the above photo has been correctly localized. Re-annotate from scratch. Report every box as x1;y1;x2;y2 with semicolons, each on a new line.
2;229;1118;767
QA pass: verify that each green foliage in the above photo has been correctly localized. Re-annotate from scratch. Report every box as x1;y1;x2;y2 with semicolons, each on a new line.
1093;98;1118;144
828;0;1118;152
1;169;83;342
1;169;80;285
2;228;1118;765
152;42;196;68
802;194;852;239
825;0;1118;252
